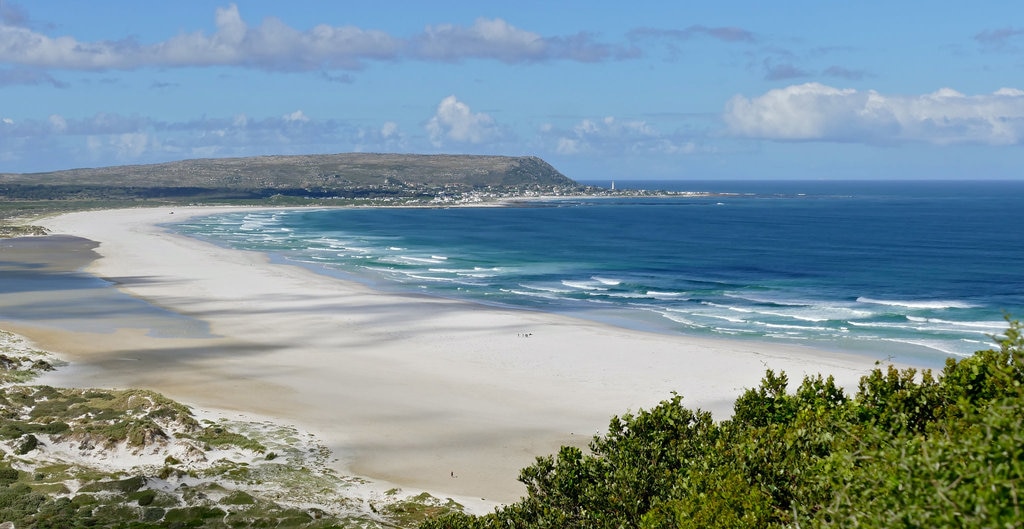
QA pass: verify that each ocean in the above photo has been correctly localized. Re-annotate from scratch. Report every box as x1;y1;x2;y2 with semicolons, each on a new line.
172;180;1024;367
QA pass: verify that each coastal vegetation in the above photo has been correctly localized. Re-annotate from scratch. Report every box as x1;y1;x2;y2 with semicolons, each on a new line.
2;322;1021;527
420;319;1024;529
0;330;463;528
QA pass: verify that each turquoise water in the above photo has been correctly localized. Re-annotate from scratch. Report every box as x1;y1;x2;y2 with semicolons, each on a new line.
173;180;1024;365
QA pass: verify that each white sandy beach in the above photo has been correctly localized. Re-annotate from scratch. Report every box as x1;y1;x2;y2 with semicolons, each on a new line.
15;206;896;505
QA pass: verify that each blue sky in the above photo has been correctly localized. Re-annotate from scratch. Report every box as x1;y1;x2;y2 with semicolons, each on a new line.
2;1;1023;180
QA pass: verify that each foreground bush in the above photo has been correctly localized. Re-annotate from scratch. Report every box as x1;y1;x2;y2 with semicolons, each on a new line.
422;320;1024;529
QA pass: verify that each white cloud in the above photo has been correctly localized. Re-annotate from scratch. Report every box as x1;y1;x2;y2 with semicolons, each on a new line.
85;131;162;162
48;114;67;133
414;18;545;62
3;110;429;171
544;115;701;156
154;5;402;71
283;110;309;123
80;113;151;135
0;112;150;138
555;137;582;155
353;121;407;152
0;25;123;69
425;96;500;146
380;121;399;138
577;116;657;138
0;3;400;72
85;135;101;153
413;18;631;63
725;83;1024;145
113;132;152;158
0;6;625;75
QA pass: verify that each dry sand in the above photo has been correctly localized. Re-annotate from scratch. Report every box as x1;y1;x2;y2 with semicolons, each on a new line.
13;206;895;506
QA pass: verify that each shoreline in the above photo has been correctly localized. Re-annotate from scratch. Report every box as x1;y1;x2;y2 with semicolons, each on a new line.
4;205;905;505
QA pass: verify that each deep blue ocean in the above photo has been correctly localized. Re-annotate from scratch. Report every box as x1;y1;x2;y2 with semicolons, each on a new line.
172;180;1024;366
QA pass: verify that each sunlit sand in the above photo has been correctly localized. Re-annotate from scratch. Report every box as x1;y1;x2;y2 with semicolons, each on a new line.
13;206;893;505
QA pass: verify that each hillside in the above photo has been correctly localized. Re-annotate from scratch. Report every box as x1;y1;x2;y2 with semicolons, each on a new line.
0;153;582;201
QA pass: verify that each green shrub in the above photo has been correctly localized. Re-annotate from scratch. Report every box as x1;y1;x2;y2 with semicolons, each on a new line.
420;319;1024;529
0;422;25;439
163;505;227;523
0;466;19;486
16;434;38;455
78;475;145;494
135;489;157;506
221;490;256;505
42;421;69;435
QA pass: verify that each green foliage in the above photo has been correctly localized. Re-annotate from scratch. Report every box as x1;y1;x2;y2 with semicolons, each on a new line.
134;489;157;506
732;370;799;427
941;320;1024;405
483;395;719;529
162;505;228;524
855;364;943;433
188;423;267;453
0;466;20;487
0;351;55;384
0;378;410;528
0;483;62;527
77;475;145;494
0;385;196;446
16;433;38;455
806;396;1024;527
421;319;1024;529
376;492;465;527
640;468;775;529
221;490;256;505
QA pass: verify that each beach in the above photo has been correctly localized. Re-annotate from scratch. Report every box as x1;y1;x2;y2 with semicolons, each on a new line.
3;206;897;506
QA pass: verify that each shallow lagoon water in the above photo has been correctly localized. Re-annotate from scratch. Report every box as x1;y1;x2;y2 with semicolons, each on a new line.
0;235;212;338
